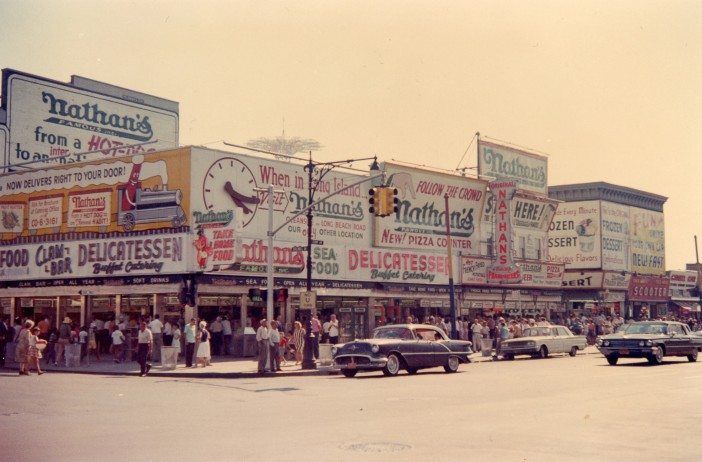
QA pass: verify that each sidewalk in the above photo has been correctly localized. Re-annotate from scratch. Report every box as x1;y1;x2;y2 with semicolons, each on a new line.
3;346;601;378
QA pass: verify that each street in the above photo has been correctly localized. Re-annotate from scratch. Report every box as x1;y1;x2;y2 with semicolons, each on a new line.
1;352;701;462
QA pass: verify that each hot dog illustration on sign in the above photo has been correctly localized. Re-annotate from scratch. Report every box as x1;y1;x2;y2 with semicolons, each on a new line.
193;227;213;269
202;157;260;228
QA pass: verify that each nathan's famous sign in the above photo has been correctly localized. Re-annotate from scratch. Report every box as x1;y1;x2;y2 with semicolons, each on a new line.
478;139;548;194
376;163;488;253
1;69;179;167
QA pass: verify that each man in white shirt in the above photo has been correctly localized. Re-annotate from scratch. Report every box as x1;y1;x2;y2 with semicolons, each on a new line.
256;319;269;374
268;321;281;372
328;314;340;345
137;322;153;377
163;320;173;348
148;315;164;362
111;328;126;363
221;316;232;356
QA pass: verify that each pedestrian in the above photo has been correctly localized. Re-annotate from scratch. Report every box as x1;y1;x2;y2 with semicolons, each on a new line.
269;321;281;372
328;314;340;345
196;321;211;367
27;327;47;375
37;316;50;341
148;315;163;363
310;314;321;359
471;319;483;352
15;320;33;375
322;316;331;344
222;316;232;355
111;327;126;363
292;321;305;365
137;321;153;377
44;328;57;366
495;320;510;359
256;319;270;373
78;326;89;362
171;322;182;358
184;318;197;368
210;316;223;356
87;324;100;361
0;316;11;368
54;317;72;366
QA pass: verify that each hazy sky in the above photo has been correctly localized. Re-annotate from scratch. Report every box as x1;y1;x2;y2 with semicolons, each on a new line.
1;0;700;269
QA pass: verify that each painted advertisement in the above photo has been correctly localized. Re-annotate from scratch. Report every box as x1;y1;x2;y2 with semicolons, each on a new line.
191;209;243;271
668;270;698;290
0;202;24;233
460;255;563;288
547;201;600;269
600;201;630;271
3;70;179;167
189;147;370;248
561;271;604;289
67;189;112;228
28;194;62;230
602;271;631;290
477;140;548;194
0;148;190;238
628;275;669;301
629;207;665;275
487;181;521;283
376;162;488;252
511;195;557;230
0;234;188;280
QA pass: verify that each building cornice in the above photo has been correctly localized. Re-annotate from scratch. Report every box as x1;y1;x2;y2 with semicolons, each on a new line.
548;182;667;212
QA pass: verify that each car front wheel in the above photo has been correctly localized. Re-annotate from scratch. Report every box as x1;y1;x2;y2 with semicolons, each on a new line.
687;349;698;362
444;356;460;373
648;347;664;365
341;369;358;378
538;346;549;359
382;353;401;376
569;346;578;357
606;355;618;365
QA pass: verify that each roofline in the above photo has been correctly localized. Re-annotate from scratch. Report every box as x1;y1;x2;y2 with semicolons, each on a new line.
548;182;667;212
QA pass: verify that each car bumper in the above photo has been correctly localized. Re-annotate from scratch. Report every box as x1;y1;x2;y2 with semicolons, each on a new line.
500;346;538;356
334;354;388;370
597;346;660;358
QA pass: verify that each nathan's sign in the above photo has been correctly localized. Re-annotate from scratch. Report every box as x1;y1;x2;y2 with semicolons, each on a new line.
2;70;179;167
487;181;521;283
0;234;187;280
460;255;563;288
478;140;548;194
376;162;488;252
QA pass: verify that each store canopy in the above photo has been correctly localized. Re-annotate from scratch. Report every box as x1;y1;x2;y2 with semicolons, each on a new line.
672;301;701;312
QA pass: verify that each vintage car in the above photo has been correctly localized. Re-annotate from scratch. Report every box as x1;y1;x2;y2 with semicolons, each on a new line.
596;321;702;365
332;324;473;378
499;325;587;360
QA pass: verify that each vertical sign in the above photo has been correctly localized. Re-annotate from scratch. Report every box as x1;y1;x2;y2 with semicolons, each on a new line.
487;181;521;283
600;201;630;271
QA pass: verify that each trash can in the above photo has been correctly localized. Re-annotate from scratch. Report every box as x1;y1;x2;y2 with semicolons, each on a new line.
65;343;81;366
480;338;493;357
318;344;333;367
161;346;177;370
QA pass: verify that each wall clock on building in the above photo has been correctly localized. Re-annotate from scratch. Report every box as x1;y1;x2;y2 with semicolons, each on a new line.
202;157;260;228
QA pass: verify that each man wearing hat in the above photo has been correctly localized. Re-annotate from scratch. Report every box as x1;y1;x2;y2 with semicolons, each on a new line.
55;317;73;366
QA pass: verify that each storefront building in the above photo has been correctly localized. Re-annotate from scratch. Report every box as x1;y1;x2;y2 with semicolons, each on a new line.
548;182;668;318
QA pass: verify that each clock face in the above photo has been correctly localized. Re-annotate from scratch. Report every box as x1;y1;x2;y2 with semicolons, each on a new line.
202;157;260;228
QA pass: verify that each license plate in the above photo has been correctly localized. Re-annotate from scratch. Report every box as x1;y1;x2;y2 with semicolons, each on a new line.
619;348;629;354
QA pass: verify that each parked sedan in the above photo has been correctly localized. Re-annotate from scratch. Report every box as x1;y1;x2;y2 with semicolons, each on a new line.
596;321;702;365
499;325;587;360
332;324;473;378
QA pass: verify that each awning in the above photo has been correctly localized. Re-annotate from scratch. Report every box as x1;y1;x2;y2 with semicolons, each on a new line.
672;301;701;312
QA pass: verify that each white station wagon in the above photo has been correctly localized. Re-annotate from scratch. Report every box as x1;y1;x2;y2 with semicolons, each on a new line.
499;325;587;360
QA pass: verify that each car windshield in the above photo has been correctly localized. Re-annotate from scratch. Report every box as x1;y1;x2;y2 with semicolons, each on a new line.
372;327;414;340
622;323;668;335
522;327;552;337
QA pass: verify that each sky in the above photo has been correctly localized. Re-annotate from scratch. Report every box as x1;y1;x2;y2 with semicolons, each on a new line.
0;0;700;270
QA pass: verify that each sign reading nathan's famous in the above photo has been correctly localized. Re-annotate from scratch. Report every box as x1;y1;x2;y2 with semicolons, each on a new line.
2;69;179;168
478;140;548;194
376;163;488;252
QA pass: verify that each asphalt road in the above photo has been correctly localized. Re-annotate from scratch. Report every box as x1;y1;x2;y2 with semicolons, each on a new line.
1;352;701;462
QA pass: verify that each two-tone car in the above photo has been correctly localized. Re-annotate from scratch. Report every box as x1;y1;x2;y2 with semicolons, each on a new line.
596;321;702;365
332;324;473;378
499;325;587;360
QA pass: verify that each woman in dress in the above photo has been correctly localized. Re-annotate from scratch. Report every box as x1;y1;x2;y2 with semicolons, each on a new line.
292;321;305;365
87;324;100;361
27;326;47;375
15;320;34;375
196;321;211;367
171;322;182;358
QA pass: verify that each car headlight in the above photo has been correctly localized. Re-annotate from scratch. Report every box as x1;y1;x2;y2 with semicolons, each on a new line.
527;341;536;346
645;340;653;346
331;346;338;356
603;340;610;347
638;341;645;347
596;338;603;346
371;344;380;354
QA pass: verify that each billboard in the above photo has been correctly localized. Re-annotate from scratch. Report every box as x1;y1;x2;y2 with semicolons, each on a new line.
2;70;179;167
0;234;188;281
600;201;630;271
376;163;488;252
189;147;371;248
629;207;665;275
460;255;563;288
628;275;669;301
547;201;600;269
477;140;548;194
0;148;191;238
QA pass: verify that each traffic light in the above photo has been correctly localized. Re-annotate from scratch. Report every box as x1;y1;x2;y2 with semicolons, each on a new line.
368;187;380;216
385;187;399;215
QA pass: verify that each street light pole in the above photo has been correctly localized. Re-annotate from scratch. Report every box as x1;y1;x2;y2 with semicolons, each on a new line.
444;194;458;339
